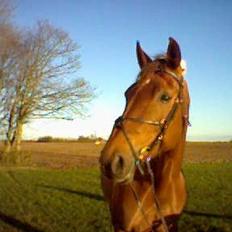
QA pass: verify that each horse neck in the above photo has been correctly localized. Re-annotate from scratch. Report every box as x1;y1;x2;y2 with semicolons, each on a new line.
151;134;186;183
107;137;187;231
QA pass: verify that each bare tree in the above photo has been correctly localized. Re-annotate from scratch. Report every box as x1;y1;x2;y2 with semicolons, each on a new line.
0;0;20;146
0;0;14;25
0;21;95;152
0;25;20;143
0;0;15;89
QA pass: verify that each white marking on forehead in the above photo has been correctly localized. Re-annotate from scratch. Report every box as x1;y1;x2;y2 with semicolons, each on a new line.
180;59;187;76
145;78;151;84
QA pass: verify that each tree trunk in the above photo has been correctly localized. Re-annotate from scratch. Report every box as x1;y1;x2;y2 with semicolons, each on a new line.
13;121;23;152
4;128;14;153
4;120;24;153
4;100;16;153
4;140;11;153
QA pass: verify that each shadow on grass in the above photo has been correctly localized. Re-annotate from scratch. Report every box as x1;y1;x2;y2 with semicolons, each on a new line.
0;211;43;232
179;210;232;232
184;210;232;220
39;184;104;201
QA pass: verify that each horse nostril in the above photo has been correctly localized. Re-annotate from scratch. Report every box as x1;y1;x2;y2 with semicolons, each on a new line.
111;154;125;176
100;153;127;180
103;162;113;179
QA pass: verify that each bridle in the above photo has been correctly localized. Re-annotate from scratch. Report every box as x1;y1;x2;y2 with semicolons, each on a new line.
113;68;189;232
114;69;185;173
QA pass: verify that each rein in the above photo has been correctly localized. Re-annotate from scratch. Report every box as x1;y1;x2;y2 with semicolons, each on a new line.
114;70;185;232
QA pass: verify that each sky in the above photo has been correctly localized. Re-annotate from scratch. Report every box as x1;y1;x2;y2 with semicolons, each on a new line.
14;0;232;141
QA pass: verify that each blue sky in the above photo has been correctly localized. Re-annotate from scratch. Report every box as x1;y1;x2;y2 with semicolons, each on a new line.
15;0;232;141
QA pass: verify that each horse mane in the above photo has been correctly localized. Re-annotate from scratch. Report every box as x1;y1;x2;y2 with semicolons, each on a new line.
135;53;167;82
153;53;167;61
135;53;187;82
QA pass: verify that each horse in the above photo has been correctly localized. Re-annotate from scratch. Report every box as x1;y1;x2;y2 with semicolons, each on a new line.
99;38;190;232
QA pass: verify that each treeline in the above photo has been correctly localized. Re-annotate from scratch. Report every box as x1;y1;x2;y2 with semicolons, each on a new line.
37;136;105;143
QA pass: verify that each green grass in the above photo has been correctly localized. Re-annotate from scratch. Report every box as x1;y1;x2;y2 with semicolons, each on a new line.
0;163;231;232
0;168;111;232
181;163;232;232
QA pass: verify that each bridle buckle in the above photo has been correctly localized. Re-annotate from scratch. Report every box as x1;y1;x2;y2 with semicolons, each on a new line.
115;116;123;128
139;146;151;160
158;135;163;142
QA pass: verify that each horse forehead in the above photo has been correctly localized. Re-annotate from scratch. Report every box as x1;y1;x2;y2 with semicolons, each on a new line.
138;64;174;88
139;72;173;90
134;78;162;103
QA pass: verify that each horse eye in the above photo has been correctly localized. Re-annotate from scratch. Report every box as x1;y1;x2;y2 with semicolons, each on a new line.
160;93;171;103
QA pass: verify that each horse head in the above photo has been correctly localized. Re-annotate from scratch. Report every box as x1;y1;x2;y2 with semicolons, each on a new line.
100;38;190;185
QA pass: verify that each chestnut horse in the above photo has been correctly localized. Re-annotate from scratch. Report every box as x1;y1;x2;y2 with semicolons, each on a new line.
100;38;190;232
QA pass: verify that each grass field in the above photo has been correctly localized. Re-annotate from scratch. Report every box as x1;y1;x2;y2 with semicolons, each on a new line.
0;142;232;232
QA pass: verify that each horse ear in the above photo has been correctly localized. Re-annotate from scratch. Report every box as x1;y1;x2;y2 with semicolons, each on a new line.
136;41;152;69
167;37;181;69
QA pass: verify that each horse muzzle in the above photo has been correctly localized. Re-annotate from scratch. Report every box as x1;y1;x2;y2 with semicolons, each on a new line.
100;152;136;184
